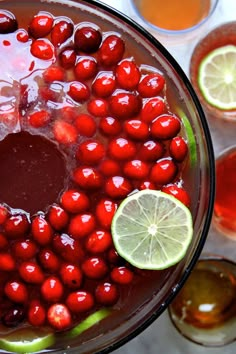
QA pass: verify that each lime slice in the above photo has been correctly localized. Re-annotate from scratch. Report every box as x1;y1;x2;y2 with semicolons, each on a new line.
198;45;236;110
0;328;55;353
67;309;111;338
111;190;193;270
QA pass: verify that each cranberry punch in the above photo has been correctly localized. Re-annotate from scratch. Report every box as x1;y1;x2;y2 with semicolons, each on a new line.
0;0;214;353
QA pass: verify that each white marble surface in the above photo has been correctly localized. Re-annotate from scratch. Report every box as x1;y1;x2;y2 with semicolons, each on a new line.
97;1;236;353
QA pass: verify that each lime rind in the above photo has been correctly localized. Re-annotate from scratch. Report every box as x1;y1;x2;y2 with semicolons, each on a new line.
111;190;193;270
198;45;236;110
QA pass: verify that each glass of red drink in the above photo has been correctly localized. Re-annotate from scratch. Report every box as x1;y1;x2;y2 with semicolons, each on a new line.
0;0;214;353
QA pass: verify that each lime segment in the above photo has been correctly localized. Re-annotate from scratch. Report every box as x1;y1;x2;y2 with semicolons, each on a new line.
198;45;236;110
0;328;55;354
111;190;193;270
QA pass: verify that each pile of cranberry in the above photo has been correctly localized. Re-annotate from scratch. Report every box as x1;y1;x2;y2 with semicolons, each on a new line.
0;9;190;331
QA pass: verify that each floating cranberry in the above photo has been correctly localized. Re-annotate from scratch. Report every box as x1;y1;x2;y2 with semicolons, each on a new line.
28;110;51;128
76;140;105;165
105;176;132;199
109;91;142;119
111;266;134;284
151;114;181;140
140;97;166;123
138;73;165;97
66;291;94;313
169;136;188;162
124;160;149;180
150;158;178;185
115;59;140;90
139;140;165;161
74;25;102;53
19;261;44;284
99;159;121;177
13;240;37;260
51;19;74;47
53;120;78;144
92;71;116;97
96;199;117;230
38;249;60;273
0;10;18;34
68;213;95;239
99;116;122;136
73;166;103;189
108;138;137;161
4;214;30;238
60;264;83;289
2;307;25;327
30;38;55;60
59;106;78;122
95;282;119;305
43;66;65;83
47;204;69;230
59;47;76;69
16;29;29;43
107;248;122;265
0;253;15;271
82;257;108;279
161;184;191;207
74;57;97;81
60;189;90;214
85;230;112;254
31;215;53;246
87;98;109;117
0;233;8;249
0;204;8;224
28;300;46;326
68;81;90;102
74;113;96;137
47;304;72;330
52;233;84;263
98;34;125;66
124;120;149;141
4;281;28;303
28;12;54;38
41;276;64;302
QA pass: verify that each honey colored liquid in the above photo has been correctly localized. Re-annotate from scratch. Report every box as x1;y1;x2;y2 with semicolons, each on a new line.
137;0;211;31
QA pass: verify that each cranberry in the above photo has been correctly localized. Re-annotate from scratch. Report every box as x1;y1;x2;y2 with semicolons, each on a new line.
19;261;44;284
82;257;108;279
95;282;119;305
4;214;30;238
60;189;90;214
139;181;156;190
73;166;103;189
85;230;112;254
87;98;109;117
4;281;28;303
115;59;140;90
151;114;181;140
99;159;121;177
59;106;78;122
31;215;53;246
138;73;165;97
59;47;76;69
92;71;116;97
105;176;132;199
124;120;149;141
0;233;8;249
107;248;123;265
111;266;134;284
169;136;188;162
29;12;54;38
0;204;8;224
99;116;122;136
53;120;78;144
13;239;37;260
0;253;15;271
0;10;18;34
41;276;64;302
47;204;69;231
52;233;84;263
28;110;51;128
30;38;55;60
109;91;142;119
76;140;105;165
108;138;137;161
74;25;102;53
51;19;74;47
96;199;117;230
74;57;97;81
47;304;72;330
38;249;60;273
161;184;191;207
150;158;178;185
139;140;165;161
16;29;29;43
74;113;96;137
43;66;65;83
140;97;166;123
68;213;95;239
68;81;90;102
2;307;25;327
28;300;46;326
98;34;125;66
124;160;149;180
66;291;94;313
60;264;83;289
